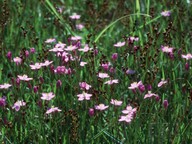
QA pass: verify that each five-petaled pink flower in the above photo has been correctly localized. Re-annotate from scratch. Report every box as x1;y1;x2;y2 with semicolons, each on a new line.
78;44;93;52
41;92;55;101
161;46;173;53
0;83;12;89
118;114;133;123
144;91;159;99
30;63;42;70
80;61;87;66
79;82;91;90
76;24;84;30
46;106;61;114
41;60;53;67
71;36;82;41
95;104;109;111
161;10;171;17
128;81;143;90
122;105;137;114
69;13;81;20
181;53;192;60
158;80;167;87
98;73;110;79
18;75;33;81
110;99;123;106
104;79;119;85
13;57;22;65
45;38;56;43
65;45;77;51
114;41;125;47
12;100;26;111
77;92;92;101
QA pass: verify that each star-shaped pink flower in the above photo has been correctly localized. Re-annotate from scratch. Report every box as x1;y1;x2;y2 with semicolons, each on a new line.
104;79;119;85
144;91;159;99
0;83;12;89
17;75;33;81
110;99;122;106
95;104;109;111
98;73;110;79
41;92;55;101
46;106;61;114
128;81;142;90
77;92;92;101
114;41;125;47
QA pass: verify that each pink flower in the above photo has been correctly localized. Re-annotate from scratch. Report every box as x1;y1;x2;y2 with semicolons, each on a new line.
77;92;92;101
128;81;143;90
101;62;111;71
163;100;168;109
125;69;135;75
104;79;119;85
110;99;122;106
41;92;55;101
76;24;84;30
0;83;12;89
144;91;159;99
30;48;36;53
79;82;91;90
30;63;42;70
114;41;125;47
45;38;56;43
54;66;66;74
65;45;77;51
12;100;26;111
111;53;118;60
122;105;137;114
13;57;22;65
95;104;109;111
119;105;137;123
161;10;171;17
128;37;139;43
71;36;82;41
158;80;167;87
80;61;87;66
55;42;66;49
0;96;6;107
69;13;81;20
118;114;133;123
181;53;192;60
18;75;33;81
40;60;53;67
46;106;61;114
98;73;110;79
6;51;12;60
78;44;92;52
161;46;173;53
49;47;64;52
89;108;95;116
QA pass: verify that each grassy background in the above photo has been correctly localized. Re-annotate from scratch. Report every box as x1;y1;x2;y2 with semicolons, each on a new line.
0;0;192;143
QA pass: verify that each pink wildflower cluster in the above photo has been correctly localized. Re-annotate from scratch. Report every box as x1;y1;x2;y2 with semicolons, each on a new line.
77;82;92;101
119;105;137;123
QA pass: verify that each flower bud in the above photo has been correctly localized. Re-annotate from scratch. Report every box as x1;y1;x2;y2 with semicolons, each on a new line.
89;108;94;117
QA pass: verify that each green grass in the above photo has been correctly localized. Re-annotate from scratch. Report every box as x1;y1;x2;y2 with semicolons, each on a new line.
0;0;192;143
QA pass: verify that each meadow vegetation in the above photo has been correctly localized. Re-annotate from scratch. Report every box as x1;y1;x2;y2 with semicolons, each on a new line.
0;0;192;143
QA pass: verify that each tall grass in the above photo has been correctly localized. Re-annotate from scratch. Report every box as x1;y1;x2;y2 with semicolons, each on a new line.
0;0;192;143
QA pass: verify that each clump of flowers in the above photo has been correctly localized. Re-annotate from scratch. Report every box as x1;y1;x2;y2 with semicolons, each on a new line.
119;105;137;123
